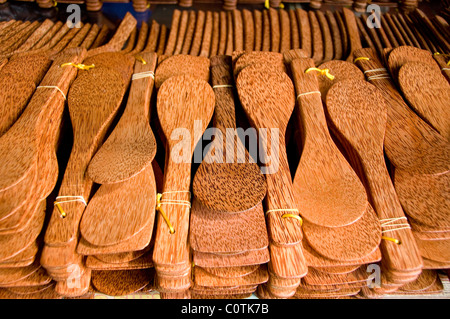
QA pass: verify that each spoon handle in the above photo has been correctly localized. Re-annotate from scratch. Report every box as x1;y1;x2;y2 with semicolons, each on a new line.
152;155;191;268
353;48;450;175
351;148;423;273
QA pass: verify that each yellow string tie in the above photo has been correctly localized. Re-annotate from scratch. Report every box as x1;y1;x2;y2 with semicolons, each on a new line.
264;0;284;9
52;0;57;7
381;236;400;244
135;55;147;65
380;217;411;245
266;208;303;226
61;62;95;70
305;67;335;80
354;56;370;63
155;191;191;234
54;196;87;218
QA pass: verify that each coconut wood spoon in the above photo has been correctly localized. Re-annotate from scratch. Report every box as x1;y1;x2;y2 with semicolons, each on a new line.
325;78;423;276
0;48;85;192
44;60;132;247
86;52;158;184
236;63;307;295
152;75;214;271
192;55;266;213
353;48;450;175
398;61;450;141
289;58;368;228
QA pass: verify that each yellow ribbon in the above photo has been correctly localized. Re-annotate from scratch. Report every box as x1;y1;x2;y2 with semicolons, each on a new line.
305;67;335;80
382;236;401;245
61;62;95;70
354;57;370;63
264;0;284;9
156;193;175;234
135;55;147;65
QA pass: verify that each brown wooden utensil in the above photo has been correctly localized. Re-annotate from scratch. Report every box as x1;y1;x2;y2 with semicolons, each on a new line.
398;61;450;141
44;57;132;247
342;7;362;61
152;75;214;280
87;52;158;184
288;58;368;228
192;55;266;213
325;78;423;279
353;48;450;175
0;48;85;192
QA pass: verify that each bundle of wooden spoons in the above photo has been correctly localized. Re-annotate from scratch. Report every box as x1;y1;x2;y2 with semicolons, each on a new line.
75;52;159;297
353;48;449;287
189;55;269;299
235;51;308;298
0;47;86;298
152;54;215;298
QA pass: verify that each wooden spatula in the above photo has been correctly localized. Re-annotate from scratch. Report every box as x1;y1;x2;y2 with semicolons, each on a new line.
0;47;85;192
192;55;266;213
398;61;450;141
44;60;131;247
152;75;214;271
353;48;450;175
288;57;368;228
342;7;362;61
86;52;158;184
325;78;423;277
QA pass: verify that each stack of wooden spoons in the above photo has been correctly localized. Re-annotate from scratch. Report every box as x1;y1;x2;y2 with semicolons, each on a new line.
189;55;269;299
41;14;138;297
151;54;214;298
76;51;159;297
278;52;381;299
0;47;86;298
382;46;450;273
234;50;308;298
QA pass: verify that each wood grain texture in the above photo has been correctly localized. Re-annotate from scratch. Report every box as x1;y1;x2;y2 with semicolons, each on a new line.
199;11;213;57
87;52;157;184
164;9;181;56
143;20;160;53
353;48;450;175
80;163;156;247
232;9;244;52
86;12;137;58
193;248;270;268
218;11;227;55
253;9;262;52
325;78;423;275
289;58;368;228
0;48;85;192
303;204;381;262
210;12;220;57
194;264;268;288
316;10;333;63
342;7;362;61
92;270;153;296
153;75;214;274
190;10;205;56
192;55;266;212
262;9;270;52
242;9;254;52
268;8;280;52
398;61;450;141
44;61;130;247
279;9;291;54
154;54;210;89
190;199;268;253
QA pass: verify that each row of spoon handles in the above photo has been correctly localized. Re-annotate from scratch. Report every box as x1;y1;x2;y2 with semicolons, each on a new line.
26;0;421;13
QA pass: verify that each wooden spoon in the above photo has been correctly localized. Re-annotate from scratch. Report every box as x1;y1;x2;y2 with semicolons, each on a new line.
325;78;423;275
289;58;368;228
192;55;266;213
398;61;450;141
152;75;214;270
44;62;131;247
0;47;85;192
87;52;158;184
342;7;362;61
353;48;450;175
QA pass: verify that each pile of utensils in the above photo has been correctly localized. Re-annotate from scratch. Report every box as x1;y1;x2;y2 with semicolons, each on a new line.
0;4;448;299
